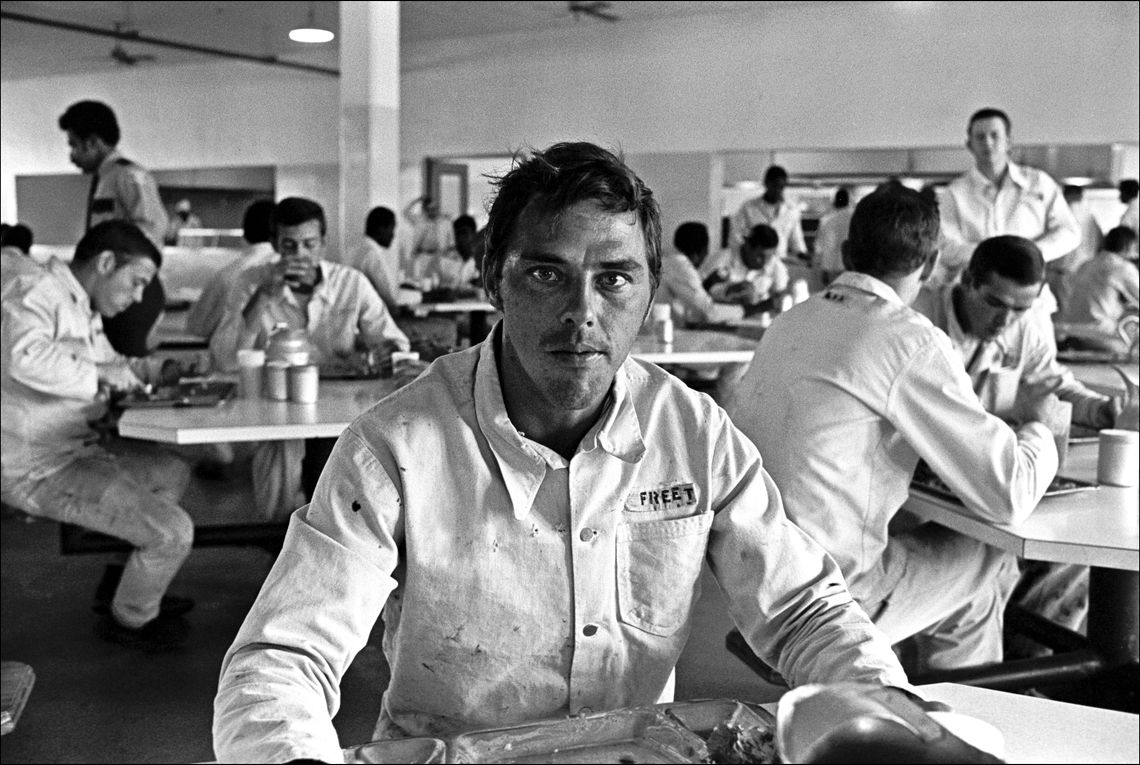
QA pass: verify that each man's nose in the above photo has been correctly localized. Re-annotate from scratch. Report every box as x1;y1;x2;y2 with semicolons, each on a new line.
560;280;597;328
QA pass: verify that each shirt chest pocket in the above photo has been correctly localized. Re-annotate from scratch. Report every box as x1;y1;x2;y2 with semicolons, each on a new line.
616;512;713;637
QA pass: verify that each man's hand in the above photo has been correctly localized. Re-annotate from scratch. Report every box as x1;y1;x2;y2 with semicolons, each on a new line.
96;360;144;393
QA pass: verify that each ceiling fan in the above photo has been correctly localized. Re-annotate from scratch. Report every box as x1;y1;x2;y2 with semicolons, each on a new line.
567;1;621;23
109;38;157;66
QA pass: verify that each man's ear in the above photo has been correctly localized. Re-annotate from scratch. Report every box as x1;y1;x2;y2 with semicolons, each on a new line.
840;240;853;272
94;250;117;275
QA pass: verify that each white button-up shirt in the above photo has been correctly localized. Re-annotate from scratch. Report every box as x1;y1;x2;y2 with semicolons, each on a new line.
342;237;402;313
209;259;409;371
213;325;909;763
730;196;807;260
89;149;169;251
1062;252;1140;336
655;251;744;324
913;283;1112;428
938;162;1080;284
1;259;117;482
184;241;278;340
728;272;1056;607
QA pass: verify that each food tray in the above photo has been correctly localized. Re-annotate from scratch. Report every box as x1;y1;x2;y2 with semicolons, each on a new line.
446;707;709;764
345;736;446;763
911;461;1099;502
114;379;237;408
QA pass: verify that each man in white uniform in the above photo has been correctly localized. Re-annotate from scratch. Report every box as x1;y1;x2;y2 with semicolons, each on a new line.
213;142;912;763
730;184;1058;674
342;205;402;314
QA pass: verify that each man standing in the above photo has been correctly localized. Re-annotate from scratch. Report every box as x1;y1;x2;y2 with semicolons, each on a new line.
210;197;410;520
812;186;854;288
726;165;807;273
342;205;402;314
729;184;1057;674
1;221;194;651
214;143;910;763
59;100;169;358
937;108;1079;345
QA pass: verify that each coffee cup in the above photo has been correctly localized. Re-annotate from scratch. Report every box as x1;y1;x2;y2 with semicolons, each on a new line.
1098;429;1139;487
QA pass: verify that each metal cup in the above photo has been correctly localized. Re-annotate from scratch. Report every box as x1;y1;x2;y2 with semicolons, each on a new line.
287;363;320;404
264;361;291;401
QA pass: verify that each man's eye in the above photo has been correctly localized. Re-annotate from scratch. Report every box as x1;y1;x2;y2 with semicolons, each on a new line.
528;267;560;283
598;272;631;289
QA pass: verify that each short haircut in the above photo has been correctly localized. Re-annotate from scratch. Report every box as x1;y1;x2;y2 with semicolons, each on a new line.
764;165;788;186
483;142;662;295
673;221;709;256
744;223;780;250
274;197;326;237
834;187;850;209
966;235;1045;287
242;199;276;244
1104;226;1138;254
1;223;33;254
453;214;477;234
845;183;939;279
365;206;396;233
58;100;121;146
1120;179;1140;200
73;220;161;269
967;107;1011;136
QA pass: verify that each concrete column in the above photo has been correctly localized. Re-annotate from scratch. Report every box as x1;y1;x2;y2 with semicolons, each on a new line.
338;1;400;258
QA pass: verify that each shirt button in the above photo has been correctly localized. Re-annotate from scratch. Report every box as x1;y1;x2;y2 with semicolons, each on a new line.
582;624;598;637
579;528;596;542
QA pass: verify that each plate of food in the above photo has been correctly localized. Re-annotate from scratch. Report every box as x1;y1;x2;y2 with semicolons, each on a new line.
113;379;237;409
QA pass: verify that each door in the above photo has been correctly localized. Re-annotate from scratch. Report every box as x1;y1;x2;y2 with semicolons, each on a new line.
425;159;469;219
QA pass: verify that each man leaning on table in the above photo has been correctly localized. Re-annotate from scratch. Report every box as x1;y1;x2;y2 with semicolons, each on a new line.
729;183;1058;675
213;142;913;763
210;196;410;520
1;221;194;651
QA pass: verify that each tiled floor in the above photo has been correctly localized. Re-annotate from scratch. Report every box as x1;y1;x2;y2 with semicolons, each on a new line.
0;455;782;763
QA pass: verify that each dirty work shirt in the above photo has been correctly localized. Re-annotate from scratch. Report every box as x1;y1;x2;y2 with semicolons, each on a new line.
213;324;908;764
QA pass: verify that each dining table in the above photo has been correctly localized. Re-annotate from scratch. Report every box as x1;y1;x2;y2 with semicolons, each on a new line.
630;327;759;366
408;298;498;344
902;360;1139;708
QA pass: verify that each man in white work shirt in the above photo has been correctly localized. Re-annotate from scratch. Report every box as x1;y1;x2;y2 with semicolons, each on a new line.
938;108;1079;348
213;142;912;763
730;184;1058;674
342;205;402;314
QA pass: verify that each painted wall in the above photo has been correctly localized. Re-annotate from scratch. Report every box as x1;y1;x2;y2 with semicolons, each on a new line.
3;1;1137;243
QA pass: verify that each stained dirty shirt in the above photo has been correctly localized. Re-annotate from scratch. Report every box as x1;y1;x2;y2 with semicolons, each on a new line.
213;324;908;764
1;258;116;482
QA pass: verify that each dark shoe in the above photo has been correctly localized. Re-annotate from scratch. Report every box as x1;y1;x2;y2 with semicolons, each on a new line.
93;594;196;618
94;614;189;652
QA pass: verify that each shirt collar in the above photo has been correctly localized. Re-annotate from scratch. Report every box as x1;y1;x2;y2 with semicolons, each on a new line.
968;160;1028;191
939;283;971;346
473;323;645;520
829;271;906;305
55;258;98;321
96;148;124;176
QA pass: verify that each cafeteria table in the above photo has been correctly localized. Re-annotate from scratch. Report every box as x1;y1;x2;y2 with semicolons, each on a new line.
630;328;757;366
410;299;498;344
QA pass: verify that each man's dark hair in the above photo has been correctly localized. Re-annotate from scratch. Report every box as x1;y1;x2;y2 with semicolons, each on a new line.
1119;179;1139;202
242;199;275;244
453;214;477;234
58;100;121;146
673;222;709;257
274;197;326;237
744;223;780;250
966;235;1045;288
1;223;33;254
833;187;850;209
1104;226;1138;254
763;165;788;186
73;220;161;269
845;184;939;279
483;142;662;298
967;107;1011;136
365;206;396;235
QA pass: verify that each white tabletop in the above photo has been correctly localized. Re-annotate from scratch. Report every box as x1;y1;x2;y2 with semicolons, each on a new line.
630;328;757;366
117;379;398;444
905;440;1139;571
412;300;497;315
917;683;1139;763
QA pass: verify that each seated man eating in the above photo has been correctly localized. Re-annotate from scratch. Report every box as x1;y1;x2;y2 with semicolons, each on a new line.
213;142;911;762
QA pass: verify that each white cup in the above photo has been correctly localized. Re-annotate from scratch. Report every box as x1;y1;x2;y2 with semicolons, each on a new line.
650;303;671;322
1098;429;1139;487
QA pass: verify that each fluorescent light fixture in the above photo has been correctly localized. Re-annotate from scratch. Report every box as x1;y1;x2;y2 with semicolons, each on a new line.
289;3;334;44
1062;176;1095;185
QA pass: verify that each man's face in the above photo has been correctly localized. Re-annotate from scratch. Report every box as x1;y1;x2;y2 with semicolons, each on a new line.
91;254;156;317
959;271;1041;341
764;175;787;200
66;130;103;173
741;242;778;271
495;200;653;418
275;219;325;286
966;117;1011;171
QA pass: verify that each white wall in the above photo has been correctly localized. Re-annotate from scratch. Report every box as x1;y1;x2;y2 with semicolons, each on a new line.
3;1;1137;238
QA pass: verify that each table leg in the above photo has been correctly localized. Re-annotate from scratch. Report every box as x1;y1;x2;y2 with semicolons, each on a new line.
1087;567;1139;665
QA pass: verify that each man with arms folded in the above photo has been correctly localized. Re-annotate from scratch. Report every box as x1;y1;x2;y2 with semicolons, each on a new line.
214;143;910;763
210;196;410;520
729;184;1057;675
1;221;194;651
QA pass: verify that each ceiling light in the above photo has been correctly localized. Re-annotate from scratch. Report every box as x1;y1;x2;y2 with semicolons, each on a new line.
289;3;334;44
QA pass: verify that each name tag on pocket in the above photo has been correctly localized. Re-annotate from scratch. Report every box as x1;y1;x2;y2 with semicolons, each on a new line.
627;482;698;513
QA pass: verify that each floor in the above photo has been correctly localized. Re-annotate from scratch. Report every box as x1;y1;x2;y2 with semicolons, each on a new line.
0;454;783;763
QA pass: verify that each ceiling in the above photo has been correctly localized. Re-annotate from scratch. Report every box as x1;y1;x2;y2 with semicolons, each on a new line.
1;1;778;80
